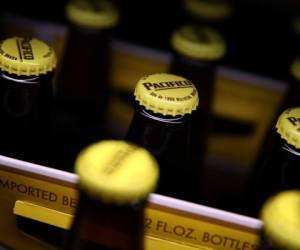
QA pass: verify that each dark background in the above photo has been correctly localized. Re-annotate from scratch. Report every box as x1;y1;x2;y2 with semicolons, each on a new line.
1;0;300;215
2;0;300;83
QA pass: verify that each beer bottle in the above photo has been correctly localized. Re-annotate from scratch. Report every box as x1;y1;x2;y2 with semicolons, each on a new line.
53;0;120;171
241;56;300;216
0;37;57;166
169;24;226;176
181;0;233;34
245;107;300;217
250;55;300;177
259;190;300;250
63;140;159;250
291;15;300;55
288;56;300;107
125;73;200;203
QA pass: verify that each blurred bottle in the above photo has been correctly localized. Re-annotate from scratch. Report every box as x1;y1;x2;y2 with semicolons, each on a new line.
63;140;159;250
251;56;300;178
0;37;57;166
169;24;226;174
53;0;120;171
125;73;200;203
245;107;300;217
181;0;234;36
180;0;233;70
259;190;300;250
288;56;300;105
291;15;300;56
0;1;67;63
242;56;300;216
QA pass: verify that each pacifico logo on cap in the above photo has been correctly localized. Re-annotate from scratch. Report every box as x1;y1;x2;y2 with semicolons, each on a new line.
276;107;300;149
134;73;199;116
142;80;193;91
18;38;34;60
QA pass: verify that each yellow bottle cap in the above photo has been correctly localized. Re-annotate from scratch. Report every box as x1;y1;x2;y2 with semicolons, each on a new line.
275;107;300;149
66;0;119;29
0;37;57;76
183;0;233;21
171;24;226;60
290;56;300;82
260;190;300;250
134;73;199;116
75;140;159;205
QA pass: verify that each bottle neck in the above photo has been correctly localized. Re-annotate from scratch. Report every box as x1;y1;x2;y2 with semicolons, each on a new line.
56;22;111;99
0;70;54;164
65;192;145;250
0;71;54;122
260;230;292;250
126;103;198;200
137;105;190;124
281;140;300;155
0;71;54;83
126;102;193;156
248;133;300;217
260;133;300;187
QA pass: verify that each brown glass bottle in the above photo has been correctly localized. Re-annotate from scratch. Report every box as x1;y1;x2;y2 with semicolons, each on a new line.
169;24;226;180
0;37;57;166
245;107;300;218
62;140;159;250
53;0;119;171
286;56;300;107
258;190;300;250
125;73;200;203
249;56;300;177
242;56;300;216
181;0;233;35
291;15;300;55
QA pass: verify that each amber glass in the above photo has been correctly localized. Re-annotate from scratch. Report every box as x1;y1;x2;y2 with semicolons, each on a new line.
259;233;285;250
170;55;216;115
245;131;300;218
54;23;113;171
181;0;233;38
243;59;300;217
63;193;145;250
251;63;300;174
169;55;216;169
126;101;199;203
0;71;54;166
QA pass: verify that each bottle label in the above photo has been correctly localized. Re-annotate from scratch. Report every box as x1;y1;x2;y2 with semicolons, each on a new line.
0;157;261;250
145;206;259;250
